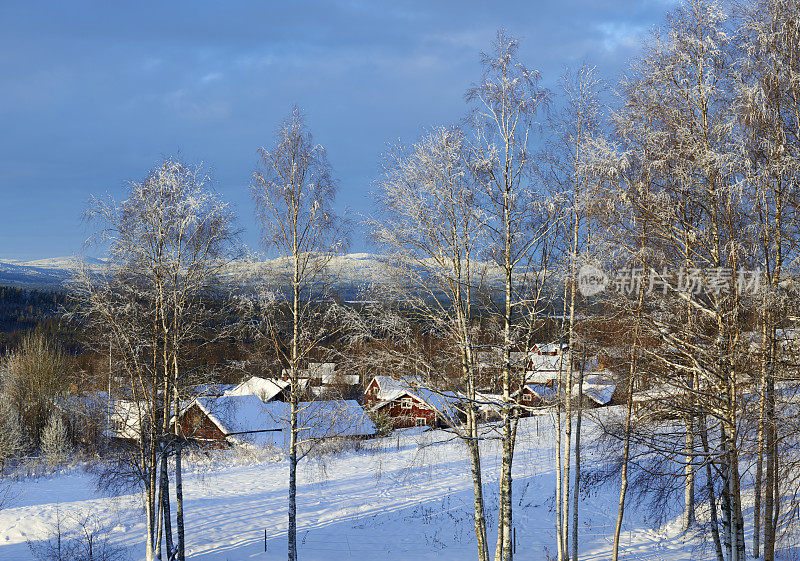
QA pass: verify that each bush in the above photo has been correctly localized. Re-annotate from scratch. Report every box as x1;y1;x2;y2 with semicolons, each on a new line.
28;509;127;561
41;412;70;466
0;396;24;470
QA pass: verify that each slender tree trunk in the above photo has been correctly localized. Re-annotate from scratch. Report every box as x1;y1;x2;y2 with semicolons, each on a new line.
684;415;696;530
147;447;157;561
562;357;572;561
160;448;174;560
754;361;766;558
571;358;584;561
720;421;734;561
467;425;489;561
155;458;164;560
700;415;724;561
172;349;185;561
175;443;185;561
555;400;565;561
494;201;515;561
611;374;634;561
459;246;489;561
288;396;298;561
288;251;300;561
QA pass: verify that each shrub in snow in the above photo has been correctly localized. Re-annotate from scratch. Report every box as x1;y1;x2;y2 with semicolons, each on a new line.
28;509;126;561
0;396;24;470
41;412;70;467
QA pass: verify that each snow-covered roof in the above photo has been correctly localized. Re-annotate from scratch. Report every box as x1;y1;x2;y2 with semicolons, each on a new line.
191;396;375;448
224;377;289;402
323;373;360;385
524;369;561;384
632;383;688;403
371;376;461;421
192;384;235;397
371;375;421;402
533;342;568;354
579;383;615;405
510;383;559;402
528;354;565;372
307;363;336;379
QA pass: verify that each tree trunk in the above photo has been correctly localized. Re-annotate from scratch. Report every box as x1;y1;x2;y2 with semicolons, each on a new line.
571;360;584;561
175;443;185;561
288;397;298;561
160;448;174;560
754;369;766;558
612;364;635;561
146;444;157;561
700;414;724;561
684;416;696;530
494;208;515;561
468;424;489;561
155;457;164;560
555;400;565;561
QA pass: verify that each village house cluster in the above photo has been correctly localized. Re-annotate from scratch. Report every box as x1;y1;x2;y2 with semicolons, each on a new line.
100;344;625;449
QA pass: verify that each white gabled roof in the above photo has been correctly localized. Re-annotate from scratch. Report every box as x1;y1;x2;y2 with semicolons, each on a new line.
224;377;289;402
528;354;565;373
578;383;615;405
307;363;336;378
534;342;568;354
194;394;283;445
190;396;375;447
371;375;421;402
370;376;461;423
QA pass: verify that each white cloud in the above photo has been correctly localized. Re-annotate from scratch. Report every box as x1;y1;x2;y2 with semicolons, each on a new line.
596;21;645;51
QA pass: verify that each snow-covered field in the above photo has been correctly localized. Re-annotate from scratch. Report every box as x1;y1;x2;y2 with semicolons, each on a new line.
0;410;728;560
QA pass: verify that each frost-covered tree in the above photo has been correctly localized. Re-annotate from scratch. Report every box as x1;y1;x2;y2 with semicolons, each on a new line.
72;156;240;561
0;396;24;470
465;30;551;561
41;412;70;467
4;332;70;448
368;125;492;561
541;63;606;561
587;2;756;560
738;1;800;558
251;106;347;561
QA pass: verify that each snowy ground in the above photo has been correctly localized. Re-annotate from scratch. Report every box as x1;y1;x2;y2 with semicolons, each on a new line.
0;409;731;560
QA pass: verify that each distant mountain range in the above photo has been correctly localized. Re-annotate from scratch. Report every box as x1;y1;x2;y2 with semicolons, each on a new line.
0;253;547;304
0;254;410;300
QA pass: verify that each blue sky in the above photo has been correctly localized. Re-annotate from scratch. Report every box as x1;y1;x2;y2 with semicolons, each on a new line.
0;0;675;260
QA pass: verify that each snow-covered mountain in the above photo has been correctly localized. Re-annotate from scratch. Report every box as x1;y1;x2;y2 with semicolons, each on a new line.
0;254;399;298
0;256;106;290
0;253;510;301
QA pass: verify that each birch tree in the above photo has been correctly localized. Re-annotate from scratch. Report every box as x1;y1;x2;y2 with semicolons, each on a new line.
73;156;239;561
365;126;494;561
251;106;346;561
738;1;800;557
594;3;752;559
465;30;550;561
542;63;605;561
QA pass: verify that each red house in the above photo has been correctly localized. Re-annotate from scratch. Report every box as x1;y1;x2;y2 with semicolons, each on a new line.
365;376;459;429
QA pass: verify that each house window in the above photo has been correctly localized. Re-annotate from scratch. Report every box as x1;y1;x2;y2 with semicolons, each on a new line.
415;417;427;426
401;398;413;409
523;393;532;402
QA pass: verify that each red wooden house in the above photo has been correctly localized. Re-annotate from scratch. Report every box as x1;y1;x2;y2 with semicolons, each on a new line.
365;376;460;429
